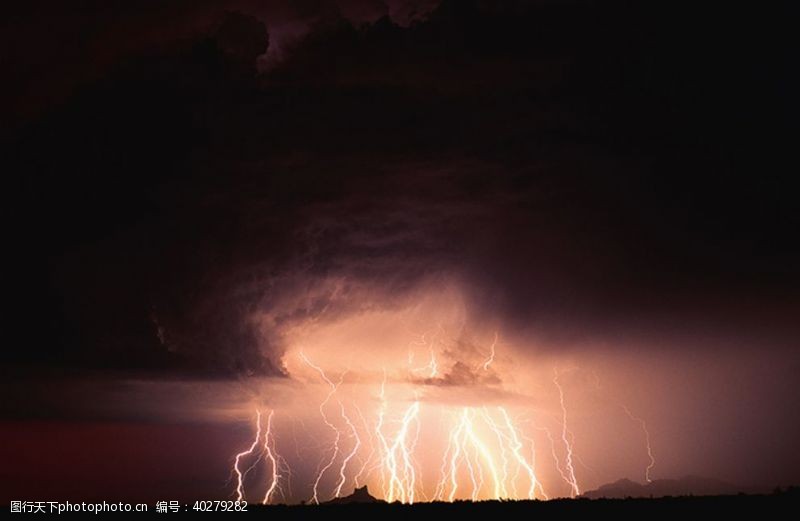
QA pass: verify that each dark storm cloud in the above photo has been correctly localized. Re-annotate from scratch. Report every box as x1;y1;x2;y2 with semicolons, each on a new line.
0;0;435;129
419;361;502;388
260;0;799;346
4;1;798;382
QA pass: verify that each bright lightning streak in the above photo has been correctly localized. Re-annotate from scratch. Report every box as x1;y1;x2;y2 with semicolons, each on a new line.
232;409;288;504
481;332;498;371
352;403;376;488
409;332;439;378
464;410;502;499
233;410;262;502
481;409;511;498
426;348;438;378
553;371;580;497
299;351;346;504
622;405;656;483
435;408;468;501
374;370;392;498
387;402;421;503
434;407;545;502
439;417;458;500
333;401;362;497
537;426;572;489
374;368;422;504
262;410;283;504
498;408;547;499
229;336;656;504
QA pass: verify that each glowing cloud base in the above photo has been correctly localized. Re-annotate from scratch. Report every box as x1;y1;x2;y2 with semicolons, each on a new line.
229;349;656;504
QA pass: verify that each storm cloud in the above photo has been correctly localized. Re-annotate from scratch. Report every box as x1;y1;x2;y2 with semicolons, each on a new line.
4;1;797;382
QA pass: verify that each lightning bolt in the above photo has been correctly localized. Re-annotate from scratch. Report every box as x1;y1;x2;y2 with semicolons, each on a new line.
299;351;347;504
333;400;362;497
352;403;376;488
374;369;422;504
426;348;438;378
481;409;511;498
409;331;439;378
233;410;263;502
498;408;547;499
434;409;458;500
434;407;545;502
536;426;570;489
438;408;473;501
262;410;288;504
229;337;657;504
232;408;289;504
481;332;498;371
553;371;580;497
622;405;656;483
466;410;503;500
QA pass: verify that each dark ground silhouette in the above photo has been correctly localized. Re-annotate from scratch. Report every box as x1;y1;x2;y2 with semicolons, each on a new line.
250;489;799;519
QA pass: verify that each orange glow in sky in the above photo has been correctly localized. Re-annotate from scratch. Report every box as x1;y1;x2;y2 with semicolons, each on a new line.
228;284;660;503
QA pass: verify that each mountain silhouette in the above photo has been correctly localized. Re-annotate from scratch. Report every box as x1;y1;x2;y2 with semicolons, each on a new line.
581;475;742;499
323;485;382;505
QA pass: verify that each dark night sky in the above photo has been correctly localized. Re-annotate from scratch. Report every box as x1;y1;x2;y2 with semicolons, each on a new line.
2;0;798;503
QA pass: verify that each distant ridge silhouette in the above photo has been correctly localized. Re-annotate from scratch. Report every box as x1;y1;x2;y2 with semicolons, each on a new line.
581;475;741;499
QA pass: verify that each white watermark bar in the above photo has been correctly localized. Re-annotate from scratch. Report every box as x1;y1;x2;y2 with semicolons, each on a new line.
10;500;249;514
10;501;148;514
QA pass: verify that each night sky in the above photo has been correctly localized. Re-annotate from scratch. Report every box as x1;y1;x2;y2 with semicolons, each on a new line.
2;0;798;505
